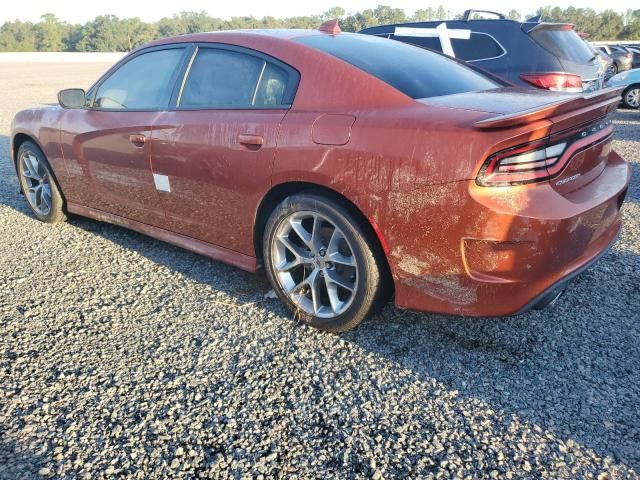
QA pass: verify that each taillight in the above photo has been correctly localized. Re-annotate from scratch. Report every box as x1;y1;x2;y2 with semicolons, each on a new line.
520;73;583;92
476;116;614;187
477;140;567;186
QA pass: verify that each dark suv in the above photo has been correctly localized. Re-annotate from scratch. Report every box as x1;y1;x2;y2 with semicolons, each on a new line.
360;10;604;93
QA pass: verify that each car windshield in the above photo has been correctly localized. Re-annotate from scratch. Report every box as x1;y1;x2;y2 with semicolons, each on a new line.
529;28;595;64
295;33;499;99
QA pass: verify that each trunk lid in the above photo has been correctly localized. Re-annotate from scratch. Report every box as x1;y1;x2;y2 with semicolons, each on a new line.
421;86;622;194
546;115;614;195
465;86;621;131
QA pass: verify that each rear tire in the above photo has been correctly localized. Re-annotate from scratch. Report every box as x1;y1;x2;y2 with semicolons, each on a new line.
622;85;640;109
263;193;389;332
16;141;66;223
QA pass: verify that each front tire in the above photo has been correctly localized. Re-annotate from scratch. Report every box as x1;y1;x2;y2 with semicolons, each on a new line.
263;193;389;332
16;141;66;223
622;85;640;109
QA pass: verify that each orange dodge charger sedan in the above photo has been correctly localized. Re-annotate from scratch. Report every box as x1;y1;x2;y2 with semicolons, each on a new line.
10;23;631;331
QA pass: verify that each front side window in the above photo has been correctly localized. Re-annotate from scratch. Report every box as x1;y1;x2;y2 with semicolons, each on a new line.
179;48;294;108
94;48;184;110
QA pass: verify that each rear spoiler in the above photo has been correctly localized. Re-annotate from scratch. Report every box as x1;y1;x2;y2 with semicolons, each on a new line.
523;22;575;33
472;87;623;130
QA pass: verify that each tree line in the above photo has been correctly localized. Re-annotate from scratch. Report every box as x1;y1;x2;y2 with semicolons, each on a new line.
1;6;639;52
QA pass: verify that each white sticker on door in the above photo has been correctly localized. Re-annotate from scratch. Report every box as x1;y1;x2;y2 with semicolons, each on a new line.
153;173;171;192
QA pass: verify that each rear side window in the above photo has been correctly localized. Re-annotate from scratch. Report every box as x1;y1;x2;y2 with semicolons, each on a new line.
390;32;504;61
254;63;290;106
296;34;499;99
529;28;595;64
451;33;504;61
94;48;184;110
179;48;295;108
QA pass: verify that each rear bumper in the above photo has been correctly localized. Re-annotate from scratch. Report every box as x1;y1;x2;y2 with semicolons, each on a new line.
515;224;619;314
391;151;631;317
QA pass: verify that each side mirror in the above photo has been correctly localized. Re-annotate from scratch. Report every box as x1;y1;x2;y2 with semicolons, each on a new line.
58;88;86;109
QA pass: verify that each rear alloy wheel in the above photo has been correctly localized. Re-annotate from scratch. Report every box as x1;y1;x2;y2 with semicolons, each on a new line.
622;85;640;109
263;193;388;332
606;63;618;79
16;141;66;223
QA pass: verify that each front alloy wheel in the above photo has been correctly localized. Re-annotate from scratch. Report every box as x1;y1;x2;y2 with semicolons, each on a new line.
16;141;66;223
264;193;389;332
20;150;53;216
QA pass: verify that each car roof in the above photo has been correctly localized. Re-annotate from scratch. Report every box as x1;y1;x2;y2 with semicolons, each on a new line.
143;29;321;49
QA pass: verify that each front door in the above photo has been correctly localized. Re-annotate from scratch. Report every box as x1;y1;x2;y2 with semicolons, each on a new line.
60;46;187;225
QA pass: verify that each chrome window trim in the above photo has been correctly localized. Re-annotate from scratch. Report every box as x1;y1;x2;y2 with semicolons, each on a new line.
251;60;268;106
176;47;199;107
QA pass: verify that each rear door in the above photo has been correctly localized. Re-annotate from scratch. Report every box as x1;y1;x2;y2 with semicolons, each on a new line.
60;46;188;225
150;45;299;255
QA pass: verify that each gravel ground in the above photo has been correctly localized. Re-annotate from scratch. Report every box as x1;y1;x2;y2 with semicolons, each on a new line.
0;63;639;479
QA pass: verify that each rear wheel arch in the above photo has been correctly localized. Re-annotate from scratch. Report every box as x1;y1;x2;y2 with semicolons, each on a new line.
253;182;392;286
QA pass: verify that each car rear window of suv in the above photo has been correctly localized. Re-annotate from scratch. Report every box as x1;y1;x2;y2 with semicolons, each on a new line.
295;33;499;99
529;27;595;64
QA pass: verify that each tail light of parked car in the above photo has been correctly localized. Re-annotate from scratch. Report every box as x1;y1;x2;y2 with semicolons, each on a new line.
477;140;567;185
476;116;614;186
520;73;583;93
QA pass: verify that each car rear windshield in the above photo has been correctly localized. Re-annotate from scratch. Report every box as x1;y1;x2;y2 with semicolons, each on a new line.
529;28;595;64
295;33;499;99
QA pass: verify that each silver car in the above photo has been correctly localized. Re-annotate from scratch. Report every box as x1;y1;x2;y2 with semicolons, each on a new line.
606;68;640;109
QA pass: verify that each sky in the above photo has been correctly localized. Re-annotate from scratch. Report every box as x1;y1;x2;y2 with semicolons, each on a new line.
0;0;635;25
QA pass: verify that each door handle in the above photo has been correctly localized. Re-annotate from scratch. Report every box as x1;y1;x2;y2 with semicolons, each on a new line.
238;133;264;148
129;134;146;148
